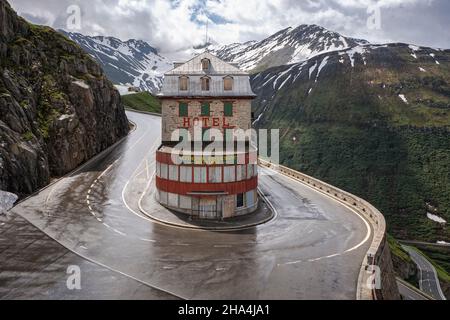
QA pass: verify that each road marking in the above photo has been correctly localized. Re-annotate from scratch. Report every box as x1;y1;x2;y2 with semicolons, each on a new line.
260;166;372;266
113;228;127;236
140;238;156;243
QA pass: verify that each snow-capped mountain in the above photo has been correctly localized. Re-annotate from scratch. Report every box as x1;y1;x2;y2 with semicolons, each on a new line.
208;24;368;72
60;31;173;93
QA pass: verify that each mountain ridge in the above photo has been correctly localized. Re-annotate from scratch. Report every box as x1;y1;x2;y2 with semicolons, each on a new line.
60;30;173;93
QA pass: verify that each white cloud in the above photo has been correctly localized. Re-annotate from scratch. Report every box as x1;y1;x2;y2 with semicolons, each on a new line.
8;0;447;61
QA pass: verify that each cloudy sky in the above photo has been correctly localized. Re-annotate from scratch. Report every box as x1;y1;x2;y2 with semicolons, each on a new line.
8;0;450;60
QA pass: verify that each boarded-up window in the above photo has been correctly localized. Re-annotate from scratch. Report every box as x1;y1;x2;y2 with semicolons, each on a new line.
179;77;188;91
169;165;179;181
179;102;188;116
180;166;192;182
224;76;233;91
201;102;210;116
208;167;222;183
160;163;168;179
223;166;235;182
224;102;233;116
202;58;210;71
194;167;207;183
201;77;210;91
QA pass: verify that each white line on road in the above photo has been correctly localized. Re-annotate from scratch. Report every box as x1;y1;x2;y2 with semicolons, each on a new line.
260;166;372;267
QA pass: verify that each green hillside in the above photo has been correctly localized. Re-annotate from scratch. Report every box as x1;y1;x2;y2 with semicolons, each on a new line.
251;44;450;242
121;91;161;113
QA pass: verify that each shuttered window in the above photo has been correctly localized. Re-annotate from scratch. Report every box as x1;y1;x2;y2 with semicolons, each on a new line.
201;102;210;116
179;102;188;116
224;102;233;116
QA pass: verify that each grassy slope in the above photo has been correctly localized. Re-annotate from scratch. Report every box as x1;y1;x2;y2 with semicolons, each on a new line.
252;45;450;242
121;92;161;113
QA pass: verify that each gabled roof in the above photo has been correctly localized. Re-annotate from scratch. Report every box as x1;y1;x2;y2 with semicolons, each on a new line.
165;52;248;76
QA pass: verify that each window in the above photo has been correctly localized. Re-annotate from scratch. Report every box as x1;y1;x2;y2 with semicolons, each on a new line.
201;58;210;71
180;166;192;182
194;167;207;183
179;102;188;116
201;77;210;91
236;165;246;181
224;102;233;116
201;102;210;116
225;129;234;142
169;165;179;181
224;76;233;91
202;128;210;141
237;193;244;208
160;163;168;179
208;167;222;183
179;76;188;91
223;166;235;182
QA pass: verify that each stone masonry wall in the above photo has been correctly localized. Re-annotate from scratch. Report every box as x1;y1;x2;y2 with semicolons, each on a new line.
161;98;252;142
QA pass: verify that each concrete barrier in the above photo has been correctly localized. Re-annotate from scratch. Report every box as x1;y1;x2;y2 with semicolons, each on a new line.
259;159;400;300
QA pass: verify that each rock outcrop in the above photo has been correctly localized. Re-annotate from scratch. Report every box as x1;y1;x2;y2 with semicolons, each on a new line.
0;0;129;197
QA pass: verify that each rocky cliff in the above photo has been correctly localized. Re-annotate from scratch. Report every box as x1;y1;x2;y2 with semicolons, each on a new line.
0;0;129;197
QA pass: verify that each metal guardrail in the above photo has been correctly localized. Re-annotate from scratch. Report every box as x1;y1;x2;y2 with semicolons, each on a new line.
258;159;389;300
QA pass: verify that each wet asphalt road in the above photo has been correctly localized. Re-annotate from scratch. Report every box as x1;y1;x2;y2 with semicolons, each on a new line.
402;245;446;300
3;111;372;300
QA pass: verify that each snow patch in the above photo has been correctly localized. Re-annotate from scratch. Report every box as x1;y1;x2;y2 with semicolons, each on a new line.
315;56;329;81
398;94;408;104
72;80;90;89
419;67;426;72
0;191;18;213
309;61;318;79
427;212;446;224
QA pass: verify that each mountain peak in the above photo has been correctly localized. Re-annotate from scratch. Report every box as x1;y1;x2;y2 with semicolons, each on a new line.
60;30;172;93
209;23;366;72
